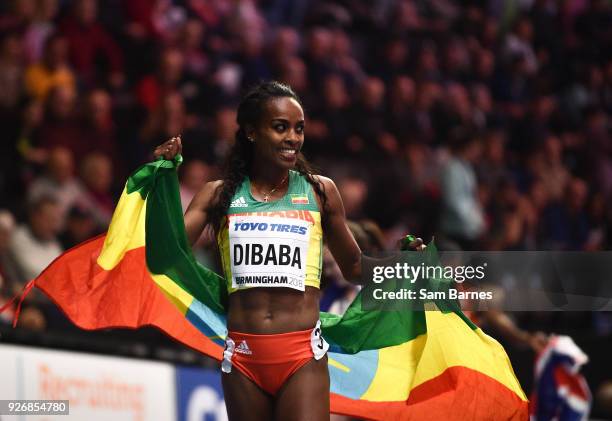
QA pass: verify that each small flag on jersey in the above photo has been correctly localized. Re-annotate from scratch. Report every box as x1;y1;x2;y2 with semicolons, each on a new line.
291;194;309;204
530;335;591;421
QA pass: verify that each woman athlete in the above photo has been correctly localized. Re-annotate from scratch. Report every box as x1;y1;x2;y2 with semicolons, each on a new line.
154;81;423;421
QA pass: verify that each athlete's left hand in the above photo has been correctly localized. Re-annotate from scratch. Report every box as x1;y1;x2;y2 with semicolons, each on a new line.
399;235;426;251
408;237;426;251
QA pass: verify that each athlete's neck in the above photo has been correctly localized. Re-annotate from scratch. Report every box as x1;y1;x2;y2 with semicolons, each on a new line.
250;163;289;191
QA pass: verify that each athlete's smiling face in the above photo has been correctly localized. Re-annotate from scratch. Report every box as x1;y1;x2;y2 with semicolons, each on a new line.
248;96;305;169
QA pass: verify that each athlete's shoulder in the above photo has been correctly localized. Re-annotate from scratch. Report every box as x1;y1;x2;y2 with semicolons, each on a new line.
200;179;224;197
206;179;224;190
309;175;342;214
188;179;223;210
311;174;337;192
311;174;331;182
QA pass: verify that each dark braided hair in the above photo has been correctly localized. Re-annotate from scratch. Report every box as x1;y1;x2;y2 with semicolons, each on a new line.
208;81;327;228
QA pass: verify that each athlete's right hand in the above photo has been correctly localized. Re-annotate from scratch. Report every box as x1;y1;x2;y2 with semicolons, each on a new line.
154;135;182;160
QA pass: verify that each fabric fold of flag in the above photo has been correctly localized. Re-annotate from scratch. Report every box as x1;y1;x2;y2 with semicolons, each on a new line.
25;157;528;420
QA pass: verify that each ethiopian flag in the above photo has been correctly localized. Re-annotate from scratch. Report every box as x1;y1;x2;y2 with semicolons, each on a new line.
29;158;528;420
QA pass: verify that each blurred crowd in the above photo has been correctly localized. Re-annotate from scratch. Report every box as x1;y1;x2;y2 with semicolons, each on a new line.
0;0;609;315
0;0;611;409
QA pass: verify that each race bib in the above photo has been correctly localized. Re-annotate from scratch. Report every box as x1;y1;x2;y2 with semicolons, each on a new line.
229;215;311;291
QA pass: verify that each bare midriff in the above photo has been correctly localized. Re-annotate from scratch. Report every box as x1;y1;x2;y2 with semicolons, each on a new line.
227;286;321;334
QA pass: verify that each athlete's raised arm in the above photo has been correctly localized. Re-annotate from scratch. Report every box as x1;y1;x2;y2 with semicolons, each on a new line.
316;176;363;282
316;175;426;284
183;180;222;246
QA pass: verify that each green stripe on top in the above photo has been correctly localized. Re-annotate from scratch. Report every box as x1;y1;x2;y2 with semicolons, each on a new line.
228;170;320;213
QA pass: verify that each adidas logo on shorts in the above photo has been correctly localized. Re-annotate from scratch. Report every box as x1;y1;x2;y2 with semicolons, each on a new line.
235;340;252;355
230;197;248;208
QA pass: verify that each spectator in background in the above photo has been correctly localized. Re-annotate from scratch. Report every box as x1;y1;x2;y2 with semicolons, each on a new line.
120;0;166;83
8;195;62;284
136;47;187;112
0;0;37;34
515;96;559;154
35;85;84;158
140;91;187;156
0;210;19;301
225;0;266;48
541;177;590;250
28;146;85;227
413;80;441;143
387;75;417;143
179;18;209;79
470;83;495;129
477;130;510;191
16;99;46;166
24;34;75;101
303;27;333;90
140;88;211;164
80;88;122;175
347;77;388;155
122;0;162;43
372;36;411;84
0;32;27;200
439;130;485;249
585;108;612;200
441;37;471;83
584;192;607;251
277;56;309;104
503;15;538;76
235;30;272;91
79;152;114;227
328;29;363;87
0;213;47;332
528;135;570;203
268;27;300;77
485;180;533;251
22;0;58;64
414;42;441;82
206;106;237;163
434;82;475;144
473;49;496;87
306;74;351;157
400;142;441;241
58;0;124;88
59;204;97;249
0;32;25;111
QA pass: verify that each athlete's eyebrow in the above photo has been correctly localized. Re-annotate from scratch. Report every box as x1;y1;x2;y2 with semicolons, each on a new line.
270;118;305;124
